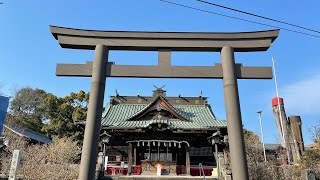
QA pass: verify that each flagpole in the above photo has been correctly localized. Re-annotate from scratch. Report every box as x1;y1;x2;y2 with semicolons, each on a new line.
272;57;291;164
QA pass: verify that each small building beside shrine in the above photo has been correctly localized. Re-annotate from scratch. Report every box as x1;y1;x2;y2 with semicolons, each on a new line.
92;87;229;178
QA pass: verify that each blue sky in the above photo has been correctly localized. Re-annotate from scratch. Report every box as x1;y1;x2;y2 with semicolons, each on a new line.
0;0;319;144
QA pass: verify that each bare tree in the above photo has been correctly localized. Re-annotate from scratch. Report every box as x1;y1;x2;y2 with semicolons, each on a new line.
18;137;81;180
0;135;81;179
244;129;303;180
310;121;320;145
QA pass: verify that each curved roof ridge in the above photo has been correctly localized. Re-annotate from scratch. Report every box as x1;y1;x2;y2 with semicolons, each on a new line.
206;104;217;120
124;97;159;121
125;95;190;121
158;96;190;121
102;103;112;118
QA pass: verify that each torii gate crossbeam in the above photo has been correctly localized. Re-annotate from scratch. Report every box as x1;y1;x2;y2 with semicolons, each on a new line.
50;26;279;180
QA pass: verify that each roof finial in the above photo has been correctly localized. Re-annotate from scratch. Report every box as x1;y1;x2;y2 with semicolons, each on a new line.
115;89;119;97
153;84;165;90
199;90;203;98
153;85;166;97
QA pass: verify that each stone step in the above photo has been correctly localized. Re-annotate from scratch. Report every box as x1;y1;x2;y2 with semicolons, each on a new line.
105;175;218;180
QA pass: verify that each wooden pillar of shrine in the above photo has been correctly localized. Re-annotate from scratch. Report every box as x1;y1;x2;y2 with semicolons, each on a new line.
186;146;190;176
134;145;137;166
128;143;133;175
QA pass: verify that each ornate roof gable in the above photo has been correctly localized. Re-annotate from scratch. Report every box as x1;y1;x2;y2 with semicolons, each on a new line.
126;95;190;122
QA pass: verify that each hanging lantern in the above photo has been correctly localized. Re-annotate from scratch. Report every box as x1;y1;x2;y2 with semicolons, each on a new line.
142;141;145;146
178;143;181;148
168;142;171;147
158;141;161;147
147;141;150;146
100;131;111;144
153;141;155;146
137;142;140;147
174;142;176;147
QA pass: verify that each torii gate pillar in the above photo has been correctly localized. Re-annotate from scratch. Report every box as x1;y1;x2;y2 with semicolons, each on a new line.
221;46;249;179
79;44;109;180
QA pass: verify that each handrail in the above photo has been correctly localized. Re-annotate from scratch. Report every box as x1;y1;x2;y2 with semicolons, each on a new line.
199;163;206;180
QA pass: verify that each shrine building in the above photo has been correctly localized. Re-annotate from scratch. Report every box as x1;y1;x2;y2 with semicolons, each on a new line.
95;87;229;177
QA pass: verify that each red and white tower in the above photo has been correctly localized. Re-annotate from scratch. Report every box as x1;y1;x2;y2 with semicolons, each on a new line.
272;97;289;148
272;97;302;163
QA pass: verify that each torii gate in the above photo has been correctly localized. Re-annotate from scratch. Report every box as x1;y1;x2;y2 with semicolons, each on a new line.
50;26;279;180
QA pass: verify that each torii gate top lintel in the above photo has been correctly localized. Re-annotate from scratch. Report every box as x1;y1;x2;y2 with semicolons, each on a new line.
50;25;279;52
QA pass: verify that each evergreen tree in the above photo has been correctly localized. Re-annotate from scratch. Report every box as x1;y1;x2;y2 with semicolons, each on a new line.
9;87;47;132
42;90;89;141
8;87;89;142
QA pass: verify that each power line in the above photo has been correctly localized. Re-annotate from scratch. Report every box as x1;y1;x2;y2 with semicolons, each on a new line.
196;0;320;35
159;0;320;38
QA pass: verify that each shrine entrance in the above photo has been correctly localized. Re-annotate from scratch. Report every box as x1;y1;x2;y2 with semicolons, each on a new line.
50;26;279;180
127;140;188;176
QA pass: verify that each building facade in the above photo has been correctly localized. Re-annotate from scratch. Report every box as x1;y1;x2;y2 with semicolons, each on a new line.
97;87;228;177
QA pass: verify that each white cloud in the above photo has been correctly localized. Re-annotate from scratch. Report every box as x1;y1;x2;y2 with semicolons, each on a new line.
280;74;320;115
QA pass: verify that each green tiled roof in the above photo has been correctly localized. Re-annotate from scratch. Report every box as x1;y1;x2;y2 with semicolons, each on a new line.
101;104;227;130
